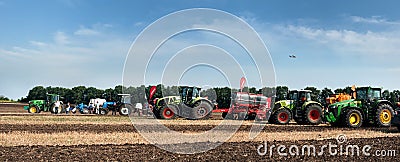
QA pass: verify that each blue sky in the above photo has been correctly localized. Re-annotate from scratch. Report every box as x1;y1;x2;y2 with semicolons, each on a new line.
1;0;400;99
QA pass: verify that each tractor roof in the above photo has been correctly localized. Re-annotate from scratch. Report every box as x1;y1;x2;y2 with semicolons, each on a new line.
356;87;382;90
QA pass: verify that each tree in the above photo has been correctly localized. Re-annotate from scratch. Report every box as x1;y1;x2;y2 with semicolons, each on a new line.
275;86;288;101
382;90;390;100
320;87;334;106
27;86;47;100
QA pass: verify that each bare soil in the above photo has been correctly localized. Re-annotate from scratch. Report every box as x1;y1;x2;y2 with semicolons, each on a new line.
0;137;399;161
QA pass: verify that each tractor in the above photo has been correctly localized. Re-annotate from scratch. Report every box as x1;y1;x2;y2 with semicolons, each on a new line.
117;94;135;116
222;92;272;120
150;86;214;120
23;94;64;114
269;90;324;125
325;87;394;128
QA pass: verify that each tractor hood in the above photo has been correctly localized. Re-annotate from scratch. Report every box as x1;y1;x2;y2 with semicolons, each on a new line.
329;99;355;109
275;100;294;109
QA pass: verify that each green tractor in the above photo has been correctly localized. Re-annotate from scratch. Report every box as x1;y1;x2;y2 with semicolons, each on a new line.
23;94;64;114
151;86;214;120
325;87;394;128
269;90;323;125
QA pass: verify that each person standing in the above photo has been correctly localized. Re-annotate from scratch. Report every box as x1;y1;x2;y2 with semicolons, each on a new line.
95;101;100;114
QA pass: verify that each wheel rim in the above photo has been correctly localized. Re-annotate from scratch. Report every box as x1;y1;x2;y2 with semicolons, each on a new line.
197;107;207;117
380;109;391;124
163;108;174;118
309;109;320;121
349;112;361;125
278;112;289;122
120;108;129;115
29;107;36;113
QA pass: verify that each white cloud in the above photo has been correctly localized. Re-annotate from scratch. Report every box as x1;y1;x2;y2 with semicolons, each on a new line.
275;24;400;57
351;16;400;25
0;24;132;99
54;31;69;44
74;26;99;36
30;41;47;47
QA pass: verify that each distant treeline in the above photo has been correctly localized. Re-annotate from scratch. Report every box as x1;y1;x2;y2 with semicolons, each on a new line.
20;85;400;108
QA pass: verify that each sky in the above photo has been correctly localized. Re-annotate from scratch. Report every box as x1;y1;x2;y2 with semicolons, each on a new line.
1;0;400;99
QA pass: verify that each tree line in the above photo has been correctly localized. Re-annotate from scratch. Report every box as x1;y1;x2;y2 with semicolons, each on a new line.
20;85;400;108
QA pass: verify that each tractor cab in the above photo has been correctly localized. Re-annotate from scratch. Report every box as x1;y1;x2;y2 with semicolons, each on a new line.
46;94;61;107
180;86;201;105
288;90;312;107
118;94;132;105
355;87;382;101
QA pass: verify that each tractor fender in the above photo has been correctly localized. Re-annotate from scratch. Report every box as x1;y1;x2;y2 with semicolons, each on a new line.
302;101;323;110
377;100;394;108
341;106;364;119
194;99;214;108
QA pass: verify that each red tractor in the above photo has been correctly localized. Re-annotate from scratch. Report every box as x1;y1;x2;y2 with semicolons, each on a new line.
222;92;272;120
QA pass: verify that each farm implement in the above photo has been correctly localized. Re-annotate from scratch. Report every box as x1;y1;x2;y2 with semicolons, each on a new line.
269;90;324;125
221;92;272;121
24;94;64;114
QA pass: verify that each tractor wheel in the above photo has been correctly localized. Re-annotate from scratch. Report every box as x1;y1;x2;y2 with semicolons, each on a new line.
28;106;39;113
272;109;291;124
303;104;323;125
81;108;90;114
193;101;213;120
343;109;363;128
375;104;394;127
119;104;132;116
159;105;177;119
50;104;63;114
99;109;109;115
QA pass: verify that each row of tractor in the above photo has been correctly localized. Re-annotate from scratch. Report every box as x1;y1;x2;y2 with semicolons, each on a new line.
24;94;137;116
147;85;399;129
23;84;400;130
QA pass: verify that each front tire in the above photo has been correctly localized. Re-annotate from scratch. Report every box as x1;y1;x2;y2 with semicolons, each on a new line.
28;106;39;113
272;109;291;124
375;104;394;127
159;105;177;119
343;109;363;128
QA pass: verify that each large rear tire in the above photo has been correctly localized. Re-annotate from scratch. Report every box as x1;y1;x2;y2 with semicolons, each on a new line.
375;104;394;127
50;104;63;114
343;109;363;128
193;101;213;120
272;109;291;125
303;104;323;125
119;104;132;116
159;105;177;119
